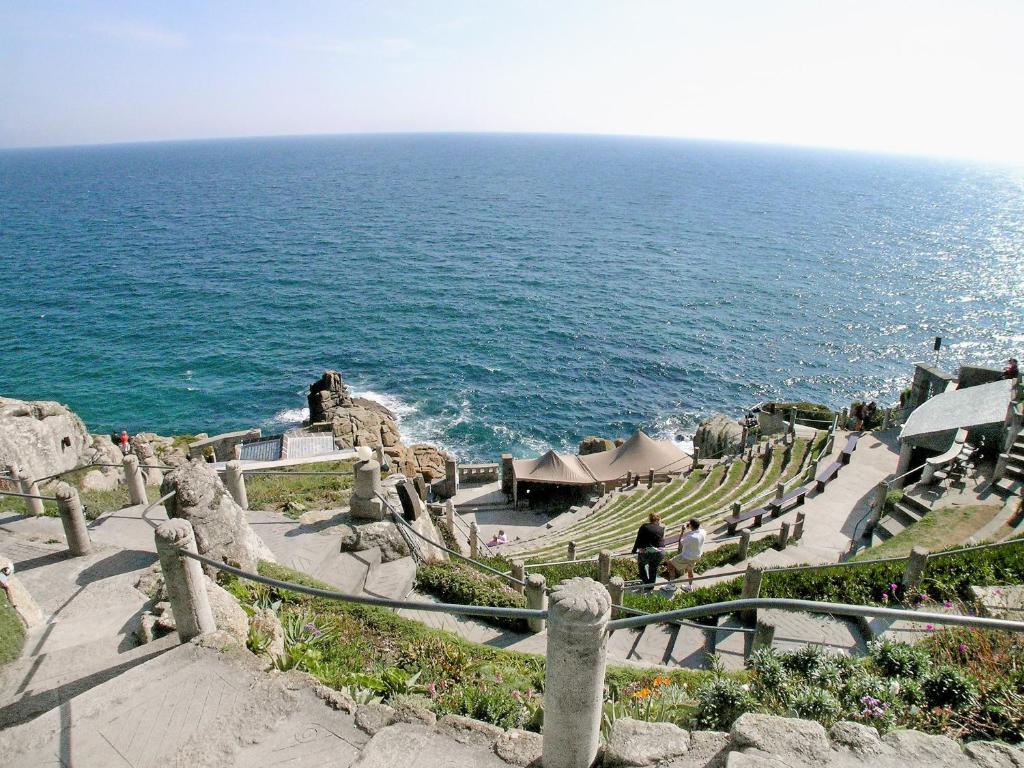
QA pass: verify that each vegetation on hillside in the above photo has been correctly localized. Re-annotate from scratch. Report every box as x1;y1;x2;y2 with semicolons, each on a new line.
0;593;26;665
245;460;357;517
856;505;1004;561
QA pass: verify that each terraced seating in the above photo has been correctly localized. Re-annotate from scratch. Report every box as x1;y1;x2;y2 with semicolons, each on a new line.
840;433;860;465
517;435;818;562
767;485;809;516
814;461;842;492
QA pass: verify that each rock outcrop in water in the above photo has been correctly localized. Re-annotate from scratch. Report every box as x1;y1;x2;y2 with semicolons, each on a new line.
578;436;615;455
306;370;450;481
693;413;744;458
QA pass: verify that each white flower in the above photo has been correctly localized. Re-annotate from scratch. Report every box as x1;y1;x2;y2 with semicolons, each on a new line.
888;681;901;696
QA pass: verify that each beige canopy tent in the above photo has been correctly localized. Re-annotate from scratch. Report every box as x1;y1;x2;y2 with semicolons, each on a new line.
512;450;596;485
579;430;692;484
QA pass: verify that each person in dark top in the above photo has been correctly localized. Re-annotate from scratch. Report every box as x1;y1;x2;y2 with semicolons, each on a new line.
1004;358;1019;380
632;512;665;585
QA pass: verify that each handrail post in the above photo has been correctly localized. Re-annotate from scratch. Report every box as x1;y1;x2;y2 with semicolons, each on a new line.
567;541;577;561
123;454;148;506
444;500;455;538
511;560;526;595
793;512;805;541
54;482;92;556
702;623;718;667
525;574;547;632
775;482;784;499
541;577;610;768
155;518;216;641
598;550;612;584
751;617;776;655
739;565;763;625
224;461;248;510
902;546;929;591
608;576;624;619
7;464;45;516
778;522;791;549
647;468;654;488
737;530;751;561
469;521;479;559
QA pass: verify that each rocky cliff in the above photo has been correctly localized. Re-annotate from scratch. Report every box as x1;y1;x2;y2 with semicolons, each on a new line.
0;397;109;482
693;413;744;459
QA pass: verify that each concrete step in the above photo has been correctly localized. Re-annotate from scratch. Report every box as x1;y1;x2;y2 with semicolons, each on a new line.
901;494;930;516
0;633;180;729
876;515;909;542
992;477;1023;498
0;641;369;768
1006;454;1024;470
362;556;416;601
1007;465;1024;483
760;609;867;656
310;547;381;594
627;623;678;666
889;504;921;528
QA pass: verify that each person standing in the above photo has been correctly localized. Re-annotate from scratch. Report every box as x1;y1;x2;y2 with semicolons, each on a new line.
119;431;130;456
667;519;706;590
631;512;665;585
1004;358;1019;380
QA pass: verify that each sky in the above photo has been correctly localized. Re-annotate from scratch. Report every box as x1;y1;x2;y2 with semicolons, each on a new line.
2;1;1023;163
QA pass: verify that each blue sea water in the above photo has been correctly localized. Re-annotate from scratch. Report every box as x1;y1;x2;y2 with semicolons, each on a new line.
1;134;1022;461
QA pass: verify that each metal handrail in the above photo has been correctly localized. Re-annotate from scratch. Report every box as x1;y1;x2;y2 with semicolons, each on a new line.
886;462;929;489
178;547;545;621
141;490;175;530
613;602;756;634
0;489;58;501
624;567;748;591
607;597;1024;633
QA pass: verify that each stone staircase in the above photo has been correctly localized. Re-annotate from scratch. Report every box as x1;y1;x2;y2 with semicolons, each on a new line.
872;492;930;543
994;433;1024;497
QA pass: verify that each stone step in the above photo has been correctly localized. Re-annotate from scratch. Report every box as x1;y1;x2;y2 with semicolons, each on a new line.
0;633;180;729
876;515;910;542
889;504;922;529
362;556;417;601
760;609;867;656
901;494;930;516
1007;465;1024;483
310;546;381;594
626;623;678;666
1006;453;1024;470
0;641;370;768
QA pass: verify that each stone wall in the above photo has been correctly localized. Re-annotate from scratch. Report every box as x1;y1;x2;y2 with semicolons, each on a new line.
187;429;262;462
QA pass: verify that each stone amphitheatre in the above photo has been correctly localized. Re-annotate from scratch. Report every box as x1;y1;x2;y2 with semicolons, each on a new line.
0;364;1022;767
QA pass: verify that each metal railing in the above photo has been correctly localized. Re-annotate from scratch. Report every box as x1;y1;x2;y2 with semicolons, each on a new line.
606;596;1024;633
0;489;58;501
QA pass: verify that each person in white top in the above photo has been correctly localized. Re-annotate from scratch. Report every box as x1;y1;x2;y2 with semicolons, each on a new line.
667;519;706;589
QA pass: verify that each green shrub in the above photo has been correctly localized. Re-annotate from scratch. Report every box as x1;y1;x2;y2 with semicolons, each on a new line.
884;490;904;512
868;639;931;679
923;666;978;709
692;676;755;730
416;561;528;631
790;686;842;726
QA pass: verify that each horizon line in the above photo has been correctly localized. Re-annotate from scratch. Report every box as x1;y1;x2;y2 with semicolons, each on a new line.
1;129;1018;169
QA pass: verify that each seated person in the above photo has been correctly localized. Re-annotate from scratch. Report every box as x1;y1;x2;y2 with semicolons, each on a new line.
487;529;509;547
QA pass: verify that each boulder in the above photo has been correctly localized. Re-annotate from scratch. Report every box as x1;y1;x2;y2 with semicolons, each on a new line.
338;519;411;562
250;607;284;660
160;460;275;573
0;397;93;482
879;730;965;766
81;468;119;492
579;436;615;455
493;728;543;767
693;414;744;459
605;718;690;766
829;722;882;755
308;370;355;423
730;714;830;767
436;714;504;749
408;444;449;481
964;741;1024;768
0;554;44;628
132;569;248;645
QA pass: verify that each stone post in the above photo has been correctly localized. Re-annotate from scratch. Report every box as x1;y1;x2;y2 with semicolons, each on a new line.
625;471;632;488
500;454;514;496
446;457;459;498
444;500;455;537
54;482;91;556
413;474;428;502
7;464;45;517
751;618;776;654
541;578;611;768
607;576;624;619
511;560;526;596
902;546;929;591
778;522;791;549
809;457;820;481
893;442;914;487
469;522;479;559
740;425;748;448
155;518;216;641
793;512;805;541
567;541;577;561
350;458;384;520
123;454;148;506
788;410;796;435
647;468;654;488
775;482;784;499
224;461;248;510
525;574;547;633
598;550;612;584
737;529;751;560
739;565;763;625
731;501;741;519
692;447;700;465
702;624;718;666
881;409;891;431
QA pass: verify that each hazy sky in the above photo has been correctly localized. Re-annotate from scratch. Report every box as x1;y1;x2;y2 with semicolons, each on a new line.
2;1;1023;162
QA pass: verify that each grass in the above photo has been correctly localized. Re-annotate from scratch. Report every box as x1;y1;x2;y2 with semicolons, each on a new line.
0;593;26;665
223;562;718;731
854;504;1004;561
245;460;357;516
0;481;136;521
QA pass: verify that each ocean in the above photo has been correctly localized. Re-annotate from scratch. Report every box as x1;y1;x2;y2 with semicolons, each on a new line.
1;134;1021;461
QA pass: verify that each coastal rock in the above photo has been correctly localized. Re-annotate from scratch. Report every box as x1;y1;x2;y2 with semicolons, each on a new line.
0;396;93;483
0;554;44;628
339;519;411;562
493;728;543;767
730;713;830;766
605;718;689;766
160;460;275;573
250;607;285;660
406;444;449;481
579;436;615;455
693;414;744;459
133;573;248;646
81;468;119;492
308;370;355;423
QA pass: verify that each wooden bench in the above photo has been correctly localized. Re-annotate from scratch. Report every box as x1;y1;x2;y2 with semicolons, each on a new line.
814;461;842;492
767;485;809;517
840;433;860;465
725;506;768;535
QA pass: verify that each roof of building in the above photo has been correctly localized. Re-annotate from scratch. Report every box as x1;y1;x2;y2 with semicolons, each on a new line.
512;450;596;485
578;430;691;483
900;378;1012;448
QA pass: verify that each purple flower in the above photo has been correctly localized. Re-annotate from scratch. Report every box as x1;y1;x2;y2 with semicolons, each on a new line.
943;601;953;609
890;583;898;592
958;643;967;653
925;624;934;631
